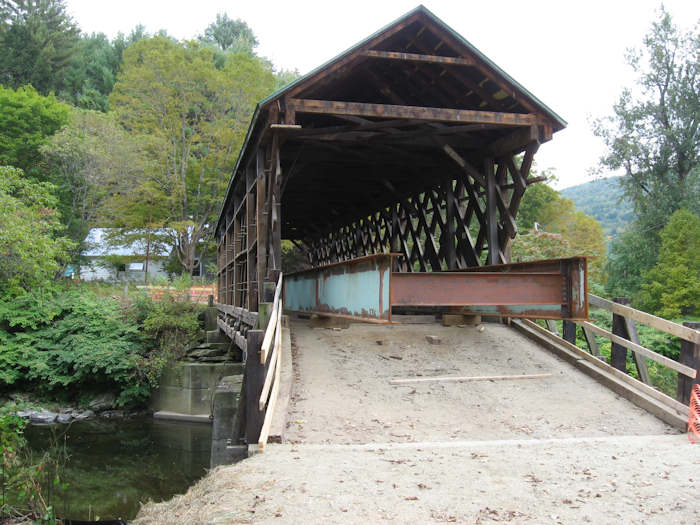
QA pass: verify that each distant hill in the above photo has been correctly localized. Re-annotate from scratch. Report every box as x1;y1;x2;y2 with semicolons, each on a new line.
560;177;633;238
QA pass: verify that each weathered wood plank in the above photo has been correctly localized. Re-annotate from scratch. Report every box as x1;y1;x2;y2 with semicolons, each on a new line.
677;322;700;404
288;99;536;126
588;294;700;344
624;317;651;385
580;321;696;378
517;319;689;418
362;49;476;66
389;373;552;385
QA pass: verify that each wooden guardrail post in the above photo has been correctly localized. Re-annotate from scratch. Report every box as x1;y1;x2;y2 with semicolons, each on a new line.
611;297;630;372
562;320;576;345
245;330;265;444
677;321;700;404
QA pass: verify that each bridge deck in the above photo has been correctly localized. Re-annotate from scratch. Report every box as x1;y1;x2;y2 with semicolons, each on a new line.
285;320;675;444
135;319;698;524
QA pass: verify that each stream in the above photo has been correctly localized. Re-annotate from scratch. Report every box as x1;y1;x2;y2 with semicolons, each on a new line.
24;417;211;521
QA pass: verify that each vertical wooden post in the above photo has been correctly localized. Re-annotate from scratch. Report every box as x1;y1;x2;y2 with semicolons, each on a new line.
677;321;700;404
445;179;457;270
256;148;268;305
246;166;258;311
485;157;498;265
245;329;265;444
270;134;282;272
562;320;577;345
610;297;630;372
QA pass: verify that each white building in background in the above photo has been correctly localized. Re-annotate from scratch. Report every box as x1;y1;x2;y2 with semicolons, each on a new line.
79;228;170;282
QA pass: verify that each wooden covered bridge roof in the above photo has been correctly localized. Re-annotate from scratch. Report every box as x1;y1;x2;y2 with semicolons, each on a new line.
216;4;565;256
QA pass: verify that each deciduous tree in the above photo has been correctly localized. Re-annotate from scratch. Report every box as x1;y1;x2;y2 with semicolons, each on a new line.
593;7;700;231
40;108;152;253
109;36;277;274
0;84;69;177
0;166;73;298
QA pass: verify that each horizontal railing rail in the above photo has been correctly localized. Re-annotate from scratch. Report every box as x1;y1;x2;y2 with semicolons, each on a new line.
532;293;700;406
258;273;283;451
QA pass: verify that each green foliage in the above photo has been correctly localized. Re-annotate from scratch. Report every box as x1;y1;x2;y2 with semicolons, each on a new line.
109;36;278;274
593;7;700;235
0;0;80;96
200;13;258;52
130;292;203;388
0;290;148;406
605;224;660;298
61;32;121;111
516;182;561;231
0;166;74;298
0;84;70;176
515;181;607;282
637;209;700;318
511;230;572;262
1;403;65;522
40;108;153;251
560;176;633;238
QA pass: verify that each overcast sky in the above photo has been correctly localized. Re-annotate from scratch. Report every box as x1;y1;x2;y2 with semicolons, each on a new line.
64;0;699;189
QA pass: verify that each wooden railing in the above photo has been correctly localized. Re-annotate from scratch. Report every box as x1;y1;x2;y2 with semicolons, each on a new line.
257;273;283;451
528;293;699;406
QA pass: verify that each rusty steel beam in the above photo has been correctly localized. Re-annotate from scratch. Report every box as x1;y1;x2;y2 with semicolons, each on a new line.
284;255;587;322
392;257;588;320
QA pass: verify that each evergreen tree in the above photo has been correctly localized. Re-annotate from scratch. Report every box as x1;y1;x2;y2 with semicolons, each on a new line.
0;0;80;94
637;209;700;318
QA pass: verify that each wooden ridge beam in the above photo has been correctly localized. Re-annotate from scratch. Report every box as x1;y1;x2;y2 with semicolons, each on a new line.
362;49;476;67
288;99;537;126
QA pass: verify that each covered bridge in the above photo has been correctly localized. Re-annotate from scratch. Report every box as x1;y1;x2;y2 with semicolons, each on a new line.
214;5;584;326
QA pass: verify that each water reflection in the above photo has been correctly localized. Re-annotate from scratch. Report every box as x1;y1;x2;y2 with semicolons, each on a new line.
24;417;211;521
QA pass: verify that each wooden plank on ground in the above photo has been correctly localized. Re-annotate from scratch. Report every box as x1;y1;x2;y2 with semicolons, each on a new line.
389;373;552;385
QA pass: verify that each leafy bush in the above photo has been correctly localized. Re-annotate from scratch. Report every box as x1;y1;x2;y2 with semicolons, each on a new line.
1;290;148;406
131;292;203;387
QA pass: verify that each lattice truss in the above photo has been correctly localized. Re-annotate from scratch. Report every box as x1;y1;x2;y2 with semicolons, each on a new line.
308;144;538;271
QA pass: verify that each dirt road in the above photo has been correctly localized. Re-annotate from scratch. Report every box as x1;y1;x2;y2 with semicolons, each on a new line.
134;320;696;524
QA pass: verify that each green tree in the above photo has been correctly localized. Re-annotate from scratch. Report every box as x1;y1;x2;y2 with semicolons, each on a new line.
0;166;73;298
0;84;69;177
593;7;700;233
40;108;153;253
516;180;561;231
200;13;257;52
516;181;607;282
511;230;572;262
109;37;277;274
0;0;80;94
605;225;660;298
61;32;121;110
637;209;700;318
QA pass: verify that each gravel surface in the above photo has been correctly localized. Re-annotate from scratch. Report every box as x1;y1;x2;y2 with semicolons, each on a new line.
135;435;698;524
134;319;693;524
285;321;676;444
